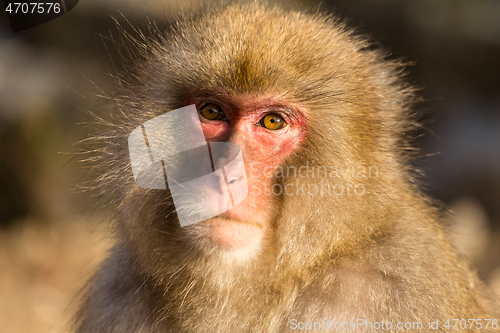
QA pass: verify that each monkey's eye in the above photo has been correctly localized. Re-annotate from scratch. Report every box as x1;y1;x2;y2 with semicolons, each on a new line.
199;104;226;121
260;113;286;130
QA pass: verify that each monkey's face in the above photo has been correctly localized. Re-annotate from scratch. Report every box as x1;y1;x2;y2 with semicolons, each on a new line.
116;4;401;271
186;92;307;250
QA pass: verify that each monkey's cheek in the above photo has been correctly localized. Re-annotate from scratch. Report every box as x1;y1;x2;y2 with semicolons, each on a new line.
204;218;265;249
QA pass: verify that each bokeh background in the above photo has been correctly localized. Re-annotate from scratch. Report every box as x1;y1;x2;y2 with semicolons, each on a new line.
1;0;499;332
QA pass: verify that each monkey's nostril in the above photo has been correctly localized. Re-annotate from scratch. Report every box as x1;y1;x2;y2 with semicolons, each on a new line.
228;176;241;185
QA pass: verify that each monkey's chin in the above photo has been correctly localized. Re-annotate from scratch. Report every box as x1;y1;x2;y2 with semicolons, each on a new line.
202;215;265;250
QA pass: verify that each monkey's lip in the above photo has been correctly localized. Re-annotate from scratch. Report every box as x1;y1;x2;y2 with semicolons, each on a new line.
207;214;264;229
201;213;265;249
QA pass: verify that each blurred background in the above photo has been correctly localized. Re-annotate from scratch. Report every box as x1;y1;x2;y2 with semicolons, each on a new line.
0;0;499;332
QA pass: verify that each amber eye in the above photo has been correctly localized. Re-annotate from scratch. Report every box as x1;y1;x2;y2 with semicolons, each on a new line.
260;113;286;130
199;104;225;121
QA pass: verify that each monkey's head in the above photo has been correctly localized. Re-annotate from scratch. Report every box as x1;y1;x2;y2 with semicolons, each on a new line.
97;4;416;280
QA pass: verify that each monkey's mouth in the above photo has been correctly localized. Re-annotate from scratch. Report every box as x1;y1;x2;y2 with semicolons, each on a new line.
201;213;266;249
209;215;264;229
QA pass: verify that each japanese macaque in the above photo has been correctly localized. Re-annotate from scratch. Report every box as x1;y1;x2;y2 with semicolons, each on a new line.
76;3;499;333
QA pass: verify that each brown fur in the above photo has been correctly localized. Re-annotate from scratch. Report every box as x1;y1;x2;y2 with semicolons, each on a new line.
76;3;499;332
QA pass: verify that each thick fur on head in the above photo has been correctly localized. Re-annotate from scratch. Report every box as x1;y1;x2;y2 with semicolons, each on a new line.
77;3;498;333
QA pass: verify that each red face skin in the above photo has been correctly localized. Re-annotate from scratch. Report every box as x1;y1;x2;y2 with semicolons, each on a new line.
189;92;307;249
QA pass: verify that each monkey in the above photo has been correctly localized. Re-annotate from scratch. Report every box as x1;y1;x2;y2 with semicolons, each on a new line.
75;3;499;333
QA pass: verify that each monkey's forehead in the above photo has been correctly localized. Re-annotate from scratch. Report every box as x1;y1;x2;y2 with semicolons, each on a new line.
146;4;380;97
